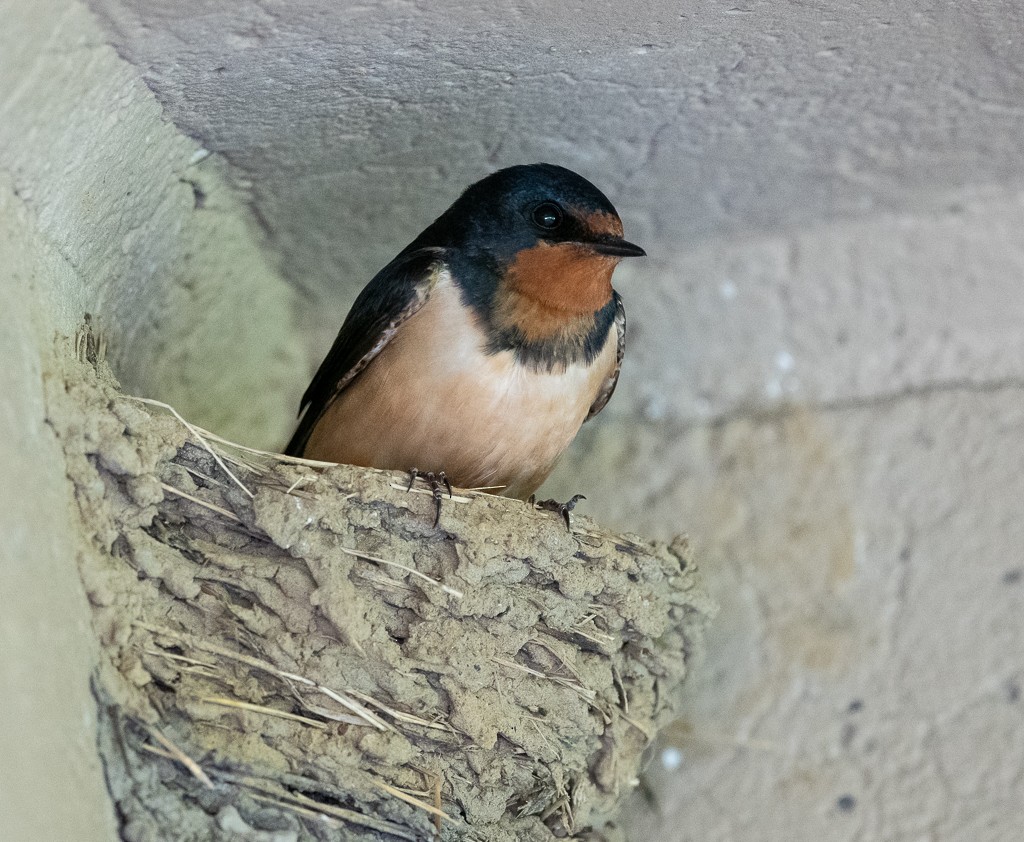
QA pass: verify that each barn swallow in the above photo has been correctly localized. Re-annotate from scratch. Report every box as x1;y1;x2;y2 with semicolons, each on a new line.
285;163;645;525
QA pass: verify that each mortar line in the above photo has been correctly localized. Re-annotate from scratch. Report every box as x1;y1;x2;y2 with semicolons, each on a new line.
662;374;1024;432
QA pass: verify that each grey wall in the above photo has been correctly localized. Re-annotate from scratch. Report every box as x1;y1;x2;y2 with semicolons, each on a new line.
0;1;303;836
3;0;1024;838
89;0;1024;397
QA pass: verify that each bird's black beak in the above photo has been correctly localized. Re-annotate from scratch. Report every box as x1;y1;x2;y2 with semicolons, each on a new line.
586;236;647;258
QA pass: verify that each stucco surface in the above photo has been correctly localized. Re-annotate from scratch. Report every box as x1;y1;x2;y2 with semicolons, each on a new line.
552;380;1024;840
4;0;1024;838
0;1;303;837
543;191;1024;838
88;0;1024;381
0;0;305;447
0;173;118;842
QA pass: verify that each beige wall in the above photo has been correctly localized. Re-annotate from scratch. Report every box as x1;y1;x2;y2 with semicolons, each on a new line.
549;194;1024;838
3;0;1024;838
0;174;117;842
0;1;304;837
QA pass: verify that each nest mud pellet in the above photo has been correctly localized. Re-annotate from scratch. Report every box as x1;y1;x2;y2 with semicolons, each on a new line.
48;335;714;841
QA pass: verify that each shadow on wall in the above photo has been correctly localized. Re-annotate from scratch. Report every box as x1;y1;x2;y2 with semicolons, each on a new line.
0;1;305;449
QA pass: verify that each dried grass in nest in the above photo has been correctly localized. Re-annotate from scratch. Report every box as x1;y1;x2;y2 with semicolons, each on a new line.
54;327;714;841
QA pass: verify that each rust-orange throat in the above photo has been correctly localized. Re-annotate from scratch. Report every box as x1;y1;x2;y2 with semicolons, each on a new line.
493;209;626;343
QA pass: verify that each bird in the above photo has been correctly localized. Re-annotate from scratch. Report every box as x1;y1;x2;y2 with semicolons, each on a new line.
285;163;645;526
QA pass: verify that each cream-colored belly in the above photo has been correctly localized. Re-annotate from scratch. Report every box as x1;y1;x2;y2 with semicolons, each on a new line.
304;276;616;499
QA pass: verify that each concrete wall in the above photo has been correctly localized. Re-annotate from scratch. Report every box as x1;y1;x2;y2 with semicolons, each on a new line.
549;194;1024;839
0;1;304;837
3;0;1024;838
0;0;304;448
0;172;118;842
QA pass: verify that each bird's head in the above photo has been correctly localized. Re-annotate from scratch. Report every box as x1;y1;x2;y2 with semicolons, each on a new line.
418;162;645;262
409;164;645;332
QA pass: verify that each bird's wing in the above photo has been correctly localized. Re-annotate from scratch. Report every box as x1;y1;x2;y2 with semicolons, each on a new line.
285;247;446;456
584;291;626;423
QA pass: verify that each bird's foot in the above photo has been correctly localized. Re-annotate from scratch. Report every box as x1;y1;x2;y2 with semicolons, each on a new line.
406;468;453;527
532;494;586;532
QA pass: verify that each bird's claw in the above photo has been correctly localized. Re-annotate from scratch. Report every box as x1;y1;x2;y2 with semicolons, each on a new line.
406;468;452;528
534;494;586;531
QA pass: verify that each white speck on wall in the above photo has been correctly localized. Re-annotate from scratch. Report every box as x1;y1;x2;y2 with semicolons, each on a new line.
765;350;800;399
660;746;683;771
642;390;669;423
719;279;738;300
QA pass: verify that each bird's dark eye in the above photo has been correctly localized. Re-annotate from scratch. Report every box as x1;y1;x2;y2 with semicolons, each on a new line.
531;202;564;230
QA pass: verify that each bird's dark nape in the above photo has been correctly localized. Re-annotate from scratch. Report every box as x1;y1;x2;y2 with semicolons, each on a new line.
403;163;621;255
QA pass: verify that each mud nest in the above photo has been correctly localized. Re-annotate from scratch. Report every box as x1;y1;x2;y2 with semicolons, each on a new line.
47;336;713;841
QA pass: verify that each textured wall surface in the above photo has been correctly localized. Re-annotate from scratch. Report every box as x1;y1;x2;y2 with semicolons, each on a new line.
0;171;117;841
0;0;305;447
0;1;302;837
88;0;1024;385
4;0;1024;838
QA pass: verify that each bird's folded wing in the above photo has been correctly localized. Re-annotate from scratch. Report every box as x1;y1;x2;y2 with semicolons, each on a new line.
584;291;625;423
285;247;446;456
